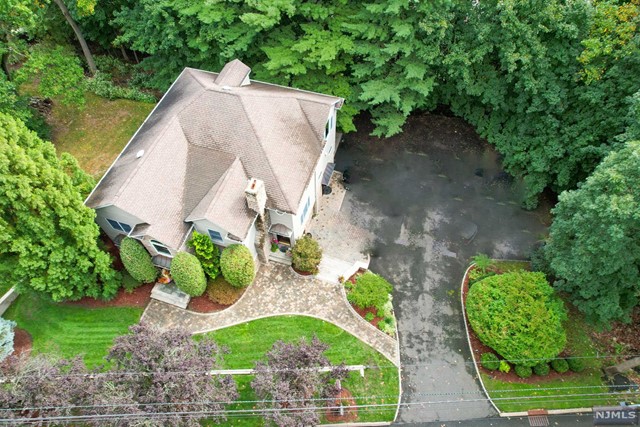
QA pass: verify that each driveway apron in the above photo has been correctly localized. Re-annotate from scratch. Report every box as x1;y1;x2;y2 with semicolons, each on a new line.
335;114;550;423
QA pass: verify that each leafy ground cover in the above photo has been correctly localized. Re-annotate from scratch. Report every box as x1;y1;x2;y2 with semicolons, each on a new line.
3;292;143;368
0;282;13;298
202;316;400;424
48;92;153;177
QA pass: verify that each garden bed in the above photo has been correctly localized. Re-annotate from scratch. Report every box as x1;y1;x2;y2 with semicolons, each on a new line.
343;269;396;337
461;260;633;413
66;282;153;308
187;295;231;313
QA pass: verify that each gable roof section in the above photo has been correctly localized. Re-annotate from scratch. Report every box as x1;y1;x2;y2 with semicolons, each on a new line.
86;61;343;249
186;157;256;239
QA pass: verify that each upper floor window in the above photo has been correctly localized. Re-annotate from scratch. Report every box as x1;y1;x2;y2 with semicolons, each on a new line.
107;218;132;233
300;197;311;225
150;239;171;256
208;229;223;242
324;115;333;140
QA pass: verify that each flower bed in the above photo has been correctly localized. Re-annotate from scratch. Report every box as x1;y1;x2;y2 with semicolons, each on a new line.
344;269;396;337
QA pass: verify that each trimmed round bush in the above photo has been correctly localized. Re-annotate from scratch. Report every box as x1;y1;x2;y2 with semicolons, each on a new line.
220;244;255;288
347;272;393;311
551;358;569;374
514;364;533;379
119;237;158;283
567;357;586;373
533;362;550;376
171;252;206;296
480;352;500;371
291;235;322;274
466;271;567;367
206;276;245;305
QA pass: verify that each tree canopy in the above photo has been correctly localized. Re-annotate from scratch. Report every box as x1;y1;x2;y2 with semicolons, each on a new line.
0;113;119;301
545;141;640;324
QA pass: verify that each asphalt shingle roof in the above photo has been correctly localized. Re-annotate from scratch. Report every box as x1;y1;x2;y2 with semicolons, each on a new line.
86;61;342;249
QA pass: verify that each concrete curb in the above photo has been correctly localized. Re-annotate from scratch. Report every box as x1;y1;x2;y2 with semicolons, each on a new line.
460;263;500;414
0;287;18;316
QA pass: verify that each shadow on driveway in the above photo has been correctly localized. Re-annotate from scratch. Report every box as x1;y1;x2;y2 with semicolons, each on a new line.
335;113;551;423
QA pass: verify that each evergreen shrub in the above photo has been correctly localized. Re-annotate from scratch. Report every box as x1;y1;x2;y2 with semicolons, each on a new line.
119;237;158;283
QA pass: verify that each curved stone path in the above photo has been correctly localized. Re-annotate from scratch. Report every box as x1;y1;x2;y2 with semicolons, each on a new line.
141;263;399;366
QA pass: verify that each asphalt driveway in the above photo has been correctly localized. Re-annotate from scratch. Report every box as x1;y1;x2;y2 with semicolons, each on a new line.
335;114;550;423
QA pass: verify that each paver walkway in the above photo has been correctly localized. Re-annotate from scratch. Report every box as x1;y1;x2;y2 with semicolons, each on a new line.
142;263;399;366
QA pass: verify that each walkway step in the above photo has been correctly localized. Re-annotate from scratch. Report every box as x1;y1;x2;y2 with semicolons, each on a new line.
316;255;354;283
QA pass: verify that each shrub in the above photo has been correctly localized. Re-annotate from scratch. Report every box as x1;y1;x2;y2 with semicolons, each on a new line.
291;235;322;274
468;268;497;286
119;237;158;283
499;360;511;373
0;317;17;362
514;364;533;379
551;358;569;374
364;312;375;322
171;252;206;297
85;72;156;102
220;244;255;288
188;231;221;280
472;253;494;273
206;276;245;305
347;272;393;311
378;316;395;336
567;357;586;373
466;271;567;367
122;271;141;294
480;353;500;371
533;362;550;376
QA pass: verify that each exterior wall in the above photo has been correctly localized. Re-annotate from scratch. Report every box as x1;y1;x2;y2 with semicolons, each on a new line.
192;218;258;260
95;205;144;244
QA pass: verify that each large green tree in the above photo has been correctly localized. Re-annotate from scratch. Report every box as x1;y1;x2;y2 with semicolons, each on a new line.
0;113;119;301
545;141;640;324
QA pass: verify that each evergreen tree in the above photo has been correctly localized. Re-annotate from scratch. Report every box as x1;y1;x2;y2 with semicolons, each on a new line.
545;141;640;324
0;113;119;301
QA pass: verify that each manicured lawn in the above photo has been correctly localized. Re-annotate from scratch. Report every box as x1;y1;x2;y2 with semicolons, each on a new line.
201;316;400;424
203;315;397;369
49;92;154;177
481;309;623;412
4;292;143;368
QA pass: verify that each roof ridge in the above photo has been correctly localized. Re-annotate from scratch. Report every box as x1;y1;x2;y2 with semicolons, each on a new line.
236;95;292;211
185;157;241;221
113;78;208;205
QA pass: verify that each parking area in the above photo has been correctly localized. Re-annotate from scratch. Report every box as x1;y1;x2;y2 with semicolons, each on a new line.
335;113;550;423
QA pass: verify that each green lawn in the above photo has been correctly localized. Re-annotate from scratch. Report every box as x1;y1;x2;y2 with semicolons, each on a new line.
203;315;397;369
4;292;143;368
49;92;154;178
0;282;13;298
481;308;628;412
201;316;400;424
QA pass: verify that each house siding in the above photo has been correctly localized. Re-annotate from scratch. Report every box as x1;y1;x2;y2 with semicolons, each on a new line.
95;205;143;245
192;218;258;260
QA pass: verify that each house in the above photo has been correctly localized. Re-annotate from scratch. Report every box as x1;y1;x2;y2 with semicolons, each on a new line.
85;59;344;268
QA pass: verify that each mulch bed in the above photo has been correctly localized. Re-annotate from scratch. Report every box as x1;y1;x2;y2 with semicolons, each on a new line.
12;328;32;358
65;282;154;308
345;268;382;329
591;306;640;356
101;233;124;271
462;268;574;383
325;388;358;423
187;295;231;313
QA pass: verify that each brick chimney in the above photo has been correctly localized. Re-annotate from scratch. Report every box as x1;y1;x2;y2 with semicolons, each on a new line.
245;178;267;215
245;178;270;264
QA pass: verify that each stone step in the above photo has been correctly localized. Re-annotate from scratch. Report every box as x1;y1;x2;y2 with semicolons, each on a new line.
316;255;354;284
150;283;190;309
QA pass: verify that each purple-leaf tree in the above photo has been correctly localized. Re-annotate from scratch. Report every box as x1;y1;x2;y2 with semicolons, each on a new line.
251;336;348;427
104;323;238;426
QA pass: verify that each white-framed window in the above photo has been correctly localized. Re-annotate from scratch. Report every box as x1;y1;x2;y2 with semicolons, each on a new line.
324;115;332;140
208;229;223;242
107;218;132;233
150;239;171;256
300;197;311;225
